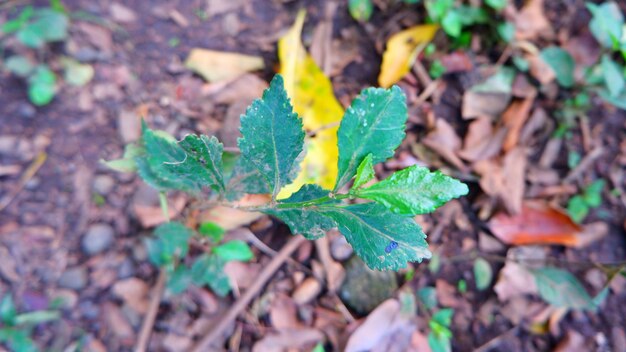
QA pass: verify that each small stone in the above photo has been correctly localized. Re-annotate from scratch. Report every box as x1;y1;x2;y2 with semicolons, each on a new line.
339;257;398;315
292;278;322;305
58;267;88;290
117;259;135;279
93;175;115;195
82;224;115;255
110;3;137;23
17;103;36;119
330;236;353;261
79;300;100;319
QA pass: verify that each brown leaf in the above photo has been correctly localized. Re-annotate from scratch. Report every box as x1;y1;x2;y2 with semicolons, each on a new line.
489;202;582;247
514;0;553;41
110;3;137;23
494;262;538;301
526;53;556;85
462;91;511;120
555;330;586;352
345;299;414;352
422;119;466;170
440;51;473;73
292;278;322;305
133;195;185;228
502;97;536;152
474;147;526;215
436;279;462;308
112;278;149;314
199;194;270;231
252;328;324;352
458;117;507;162
269;293;301;329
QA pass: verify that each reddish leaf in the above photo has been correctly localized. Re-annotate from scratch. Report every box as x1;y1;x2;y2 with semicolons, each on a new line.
489;202;582;246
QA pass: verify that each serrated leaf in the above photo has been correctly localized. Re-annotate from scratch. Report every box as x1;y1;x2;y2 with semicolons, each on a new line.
601;55;625;98
265;184;338;240
353;165;468;216
540;47;575;88
473;258;492;291
532;267;596;310
351;153;375;190
191;254;230;297
319;203;431;270
378;24;439;88
224;156;270;201
213;240;254;262
238;75;305;199
335;86;408;191
277;10;344;198
138;125;225;193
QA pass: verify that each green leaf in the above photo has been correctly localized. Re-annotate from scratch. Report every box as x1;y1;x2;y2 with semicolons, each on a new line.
441;10;462;37
485;0;507;10
5;55;34;77
428;331;451;352
101;143;144;173
417;286;438;310
14;311;60;326
33;8;68;42
583;179;604;208
540;47;575;88
497;22;515;43
601;55;625;97
431;308;454;327
213;240;254;262
62;58;94;86
1;6;33;34
198;221;225;243
4;329;37;352
265;184;338;240
473;258;492;291
567;195;589;223
167;265;192;294
425;0;454;22
348;0;373;22
28;65;56;106
335;86;408;191
351;153;375;190
532;267;596;310
224;156;270;201
471;66;516;94
587;2;623;49
0;295;16;325
148;222;192;266
238;75;305;199
191;254;230;296
353;165;468;216
319;203;430;270
311;343;326;352
137;124;225;193
429;308;454;352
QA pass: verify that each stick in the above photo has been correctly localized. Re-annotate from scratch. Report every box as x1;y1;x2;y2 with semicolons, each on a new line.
0;152;47;212
134;268;167;352
189;235;306;352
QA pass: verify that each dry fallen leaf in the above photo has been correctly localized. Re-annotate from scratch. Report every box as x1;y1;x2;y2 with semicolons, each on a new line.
489;201;583;247
502;96;536;152
458;117;507;162
277;10;344;198
133;195;186;228
422;118;466;170
474;147;527;215
112;278;149;314
526;53;556;85
494;261;538;302
252;328;324;352
378;24;439;88
345;299;415;352
269;293;301;329
199;194;270;231
514;0;553;41
184;49;264;83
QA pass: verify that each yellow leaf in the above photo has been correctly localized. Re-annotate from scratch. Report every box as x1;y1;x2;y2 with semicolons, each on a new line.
277;10;344;198
378;24;439;88
184;48;264;82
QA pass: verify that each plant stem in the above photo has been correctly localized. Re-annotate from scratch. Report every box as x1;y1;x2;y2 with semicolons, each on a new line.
159;192;170;222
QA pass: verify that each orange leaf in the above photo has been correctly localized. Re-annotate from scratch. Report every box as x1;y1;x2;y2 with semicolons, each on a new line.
489;202;582;247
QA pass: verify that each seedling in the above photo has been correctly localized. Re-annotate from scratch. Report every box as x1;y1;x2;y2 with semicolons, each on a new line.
107;74;467;293
0;294;60;352
567;179;605;223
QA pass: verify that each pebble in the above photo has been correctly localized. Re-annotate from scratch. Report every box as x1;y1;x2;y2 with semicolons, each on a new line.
79;300;100;319
93;175;115;195
117;259;135;279
58;267;88;290
17;103;36;119
330;236;353;261
82;224;115;255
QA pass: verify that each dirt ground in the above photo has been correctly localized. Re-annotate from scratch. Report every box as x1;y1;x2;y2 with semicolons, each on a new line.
0;0;625;351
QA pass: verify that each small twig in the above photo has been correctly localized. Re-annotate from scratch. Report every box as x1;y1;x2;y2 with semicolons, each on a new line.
0;152;47;212
134;269;167;352
414;79;441;107
189;235;306;352
474;326;519;352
